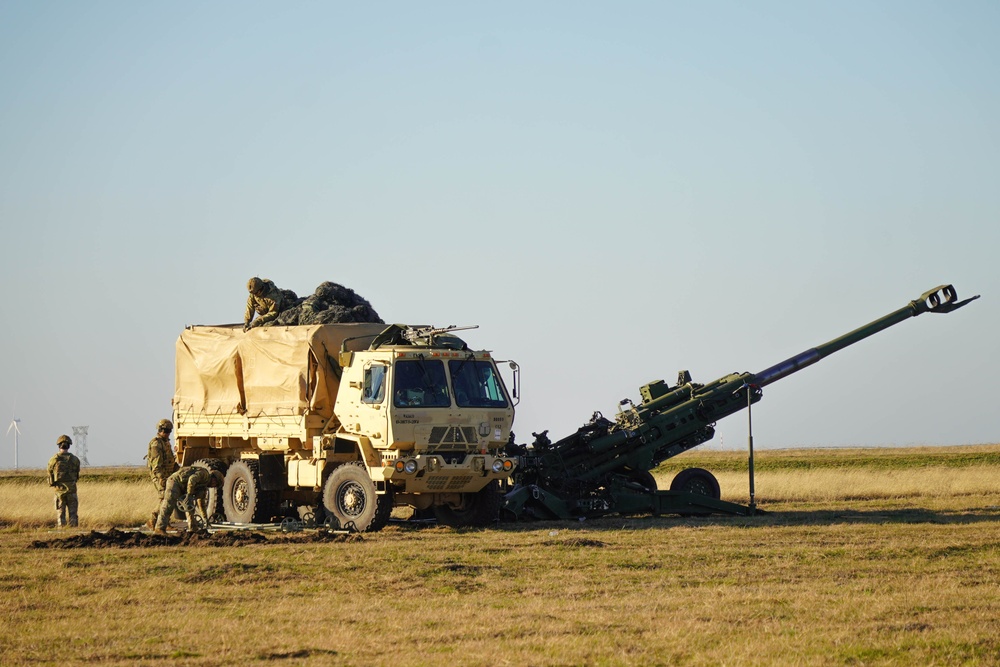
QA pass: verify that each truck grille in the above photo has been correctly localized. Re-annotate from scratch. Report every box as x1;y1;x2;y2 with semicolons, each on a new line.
428;426;479;446
426;475;475;491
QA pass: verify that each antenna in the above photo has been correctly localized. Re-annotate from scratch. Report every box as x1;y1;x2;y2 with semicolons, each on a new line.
72;426;91;467
6;410;21;470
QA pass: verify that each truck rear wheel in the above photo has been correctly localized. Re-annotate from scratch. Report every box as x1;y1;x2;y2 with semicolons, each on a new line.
193;458;227;523
322;462;392;532
669;467;721;499
434;479;502;528
223;459;276;524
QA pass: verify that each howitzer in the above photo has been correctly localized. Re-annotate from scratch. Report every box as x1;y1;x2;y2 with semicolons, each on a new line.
502;285;979;520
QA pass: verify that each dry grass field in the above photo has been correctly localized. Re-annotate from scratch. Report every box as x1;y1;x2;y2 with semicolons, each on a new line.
2;445;999;666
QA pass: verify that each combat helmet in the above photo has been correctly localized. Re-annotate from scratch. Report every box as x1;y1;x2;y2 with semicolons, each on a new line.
247;277;264;295
56;434;72;448
211;470;226;487
157;418;173;434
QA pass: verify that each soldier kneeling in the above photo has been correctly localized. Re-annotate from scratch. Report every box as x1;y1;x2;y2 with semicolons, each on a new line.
153;466;225;536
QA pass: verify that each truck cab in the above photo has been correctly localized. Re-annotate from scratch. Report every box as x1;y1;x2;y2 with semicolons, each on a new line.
333;325;517;520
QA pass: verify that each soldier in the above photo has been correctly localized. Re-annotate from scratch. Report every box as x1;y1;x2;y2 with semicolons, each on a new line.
244;276;287;331
153;466;225;535
47;435;81;528
145;418;178;528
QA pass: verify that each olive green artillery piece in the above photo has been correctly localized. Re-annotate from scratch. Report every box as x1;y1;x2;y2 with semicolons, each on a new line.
502;285;979;520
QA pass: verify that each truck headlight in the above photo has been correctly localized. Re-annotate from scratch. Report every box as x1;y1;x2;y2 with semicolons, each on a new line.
491;459;505;473
395;459;419;474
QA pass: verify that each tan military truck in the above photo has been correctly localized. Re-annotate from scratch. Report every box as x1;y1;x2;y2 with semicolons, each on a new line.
172;323;518;531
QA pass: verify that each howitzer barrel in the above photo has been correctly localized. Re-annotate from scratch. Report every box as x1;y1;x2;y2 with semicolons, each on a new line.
753;285;979;388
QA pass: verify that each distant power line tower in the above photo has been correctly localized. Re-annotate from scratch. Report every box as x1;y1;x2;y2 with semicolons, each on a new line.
72;426;91;466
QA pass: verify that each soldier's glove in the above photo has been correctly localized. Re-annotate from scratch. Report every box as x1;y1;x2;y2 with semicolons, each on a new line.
243;322;251;332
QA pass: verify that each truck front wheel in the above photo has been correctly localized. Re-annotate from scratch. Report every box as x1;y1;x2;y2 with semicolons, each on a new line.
322;462;391;532
434;480;502;528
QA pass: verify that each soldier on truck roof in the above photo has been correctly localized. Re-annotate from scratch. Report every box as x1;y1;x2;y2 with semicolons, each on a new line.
244;276;288;331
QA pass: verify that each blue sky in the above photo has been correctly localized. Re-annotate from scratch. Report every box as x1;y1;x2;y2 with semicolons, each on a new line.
1;1;996;468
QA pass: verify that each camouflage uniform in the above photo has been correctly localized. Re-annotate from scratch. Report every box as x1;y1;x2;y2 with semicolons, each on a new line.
244;278;286;330
47;448;81;527
147;434;177;492
154;466;215;532
147;434;177;502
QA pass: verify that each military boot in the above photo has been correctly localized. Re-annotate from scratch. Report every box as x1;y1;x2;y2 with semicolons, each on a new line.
147;511;158;529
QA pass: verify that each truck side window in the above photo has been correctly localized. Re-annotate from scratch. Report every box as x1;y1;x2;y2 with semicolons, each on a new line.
363;365;386;404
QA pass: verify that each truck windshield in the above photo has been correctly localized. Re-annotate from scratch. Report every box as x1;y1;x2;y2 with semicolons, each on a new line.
393;359;451;408
449;359;509;408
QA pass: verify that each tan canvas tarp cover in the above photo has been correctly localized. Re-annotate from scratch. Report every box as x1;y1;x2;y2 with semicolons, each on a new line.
174;323;388;417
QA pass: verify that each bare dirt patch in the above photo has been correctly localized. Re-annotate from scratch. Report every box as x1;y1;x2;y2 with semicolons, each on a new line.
28;527;364;549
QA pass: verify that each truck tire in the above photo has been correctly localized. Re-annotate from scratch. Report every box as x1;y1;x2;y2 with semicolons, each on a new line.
193;458;228;523
322;462;392;532
434;479;502;528
669;467;721;499
223;459;277;524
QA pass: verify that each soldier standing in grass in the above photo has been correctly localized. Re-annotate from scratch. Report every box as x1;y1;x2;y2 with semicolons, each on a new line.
47;435;81;528
243;276;288;331
145;419;178;528
153;466;225;536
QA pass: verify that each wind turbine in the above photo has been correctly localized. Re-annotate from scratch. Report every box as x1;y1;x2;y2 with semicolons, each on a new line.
6;414;21;470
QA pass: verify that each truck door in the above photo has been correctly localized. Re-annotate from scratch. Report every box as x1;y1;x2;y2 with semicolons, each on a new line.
359;362;389;448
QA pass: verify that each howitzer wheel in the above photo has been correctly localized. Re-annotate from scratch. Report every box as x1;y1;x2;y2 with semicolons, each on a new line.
669;468;721;499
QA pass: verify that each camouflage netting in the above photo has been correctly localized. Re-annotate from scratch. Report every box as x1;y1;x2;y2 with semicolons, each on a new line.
271;281;384;326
